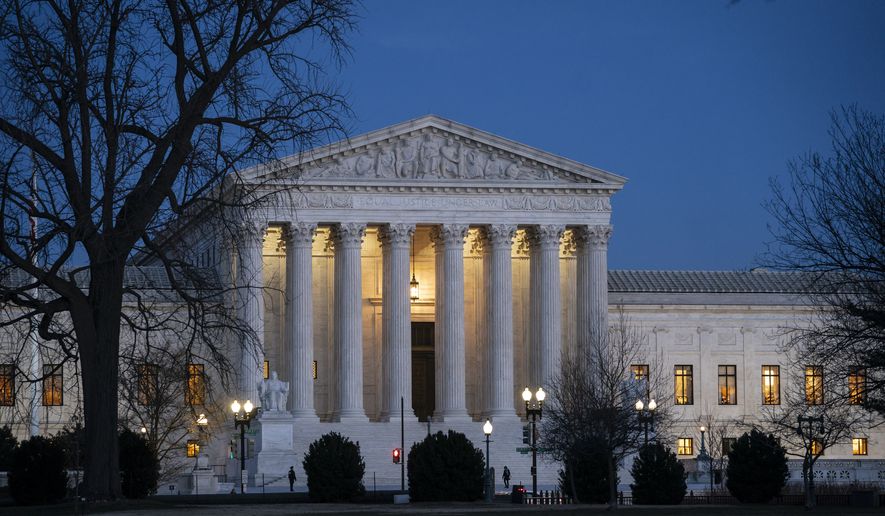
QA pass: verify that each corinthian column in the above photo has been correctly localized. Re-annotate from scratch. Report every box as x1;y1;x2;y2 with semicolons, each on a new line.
528;225;565;389
284;222;318;420
482;225;517;419
237;220;266;405
331;223;367;421
431;224;470;421
378;223;415;421
575;225;612;361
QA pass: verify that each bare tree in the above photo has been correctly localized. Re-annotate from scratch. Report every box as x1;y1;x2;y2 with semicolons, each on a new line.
543;309;673;508
0;0;355;499
698;411;740;491
764;106;885;414
759;357;878;509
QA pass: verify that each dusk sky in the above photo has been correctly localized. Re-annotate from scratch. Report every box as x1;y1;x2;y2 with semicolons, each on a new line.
333;0;885;271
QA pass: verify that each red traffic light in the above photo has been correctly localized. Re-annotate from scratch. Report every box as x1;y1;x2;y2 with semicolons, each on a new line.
392;448;401;464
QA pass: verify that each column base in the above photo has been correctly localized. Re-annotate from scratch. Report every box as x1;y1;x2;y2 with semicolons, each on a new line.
483;411;520;426
290;409;320;422
432;411;472;424
332;410;369;423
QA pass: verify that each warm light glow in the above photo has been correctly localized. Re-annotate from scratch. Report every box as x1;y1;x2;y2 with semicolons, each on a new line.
140;426;147;434
648;399;657;411
197;413;208;426
522;387;532;402
231;400;241;414
635;399;644;411
410;275;420;302
483;418;493;435
700;426;706;433
535;388;546;403
243;400;254;413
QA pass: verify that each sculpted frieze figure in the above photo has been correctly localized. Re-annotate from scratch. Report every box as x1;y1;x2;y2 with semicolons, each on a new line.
396;138;419;178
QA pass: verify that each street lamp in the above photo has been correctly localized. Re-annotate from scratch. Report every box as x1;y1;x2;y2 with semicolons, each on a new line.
635;398;657;446
483;419;493;503
230;399;256;494
798;415;825;509
697;425;712;494
522;386;545;497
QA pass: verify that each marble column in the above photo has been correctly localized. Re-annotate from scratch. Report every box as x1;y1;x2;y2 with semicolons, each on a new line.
284;222;318;420
237;220;266;405
378;223;416;421
482;225;517;419
576;225;612;362
431;224;470;421
331;223;367;421
528;225;565;389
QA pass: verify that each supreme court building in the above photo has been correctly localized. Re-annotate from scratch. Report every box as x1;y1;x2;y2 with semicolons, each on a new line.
2;115;883;493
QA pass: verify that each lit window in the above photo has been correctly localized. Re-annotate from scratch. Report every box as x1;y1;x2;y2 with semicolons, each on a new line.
631;364;649;381
675;365;693;405
722;437;737;456
186;363;205;406
186;439;200;458
718;365;737;405
852;438;868;456
810;439;824;456
312;360;318;380
805;366;824;405
677;437;693;456
263;360;269;380
137;363;158;406
0;364;14;406
762;365;780;405
42;364;63;406
848;367;866;405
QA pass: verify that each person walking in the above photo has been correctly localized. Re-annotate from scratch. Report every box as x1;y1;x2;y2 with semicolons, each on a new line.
288;466;297;492
502;465;511;488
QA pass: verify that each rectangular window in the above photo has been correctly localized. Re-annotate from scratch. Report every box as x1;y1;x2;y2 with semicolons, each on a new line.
810;439;824;456
0;364;14;406
762;365;780;405
263;360;269;380
848;367;866;405
718;365;737;405
312;360;318;380
722;437;737;456
805;366;824;405
137;363;159;406
631;364;649;381
674;365;693;405
186;439;200;458
852;438;868;456
42;364;63;406
677;437;694;456
186;363;205;406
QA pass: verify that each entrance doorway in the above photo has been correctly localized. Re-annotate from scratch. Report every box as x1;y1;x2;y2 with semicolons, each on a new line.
411;322;435;422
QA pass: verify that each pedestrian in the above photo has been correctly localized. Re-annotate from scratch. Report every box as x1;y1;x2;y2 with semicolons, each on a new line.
502;465;511;488
288;466;297;492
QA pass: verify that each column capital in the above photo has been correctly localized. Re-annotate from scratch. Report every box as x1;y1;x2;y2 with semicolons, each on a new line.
574;224;613;248
430;224;468;249
281;222;317;248
378;223;415;248
237;219;267;248
330;222;366;248
527;225;565;249
482;224;517;249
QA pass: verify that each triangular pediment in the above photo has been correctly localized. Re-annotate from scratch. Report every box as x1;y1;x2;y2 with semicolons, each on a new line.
250;115;627;188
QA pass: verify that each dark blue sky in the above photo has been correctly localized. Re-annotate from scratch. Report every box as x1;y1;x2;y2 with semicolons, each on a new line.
333;0;885;271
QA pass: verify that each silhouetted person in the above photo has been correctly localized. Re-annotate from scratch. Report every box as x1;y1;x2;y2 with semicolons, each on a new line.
288;466;296;491
502;465;511;488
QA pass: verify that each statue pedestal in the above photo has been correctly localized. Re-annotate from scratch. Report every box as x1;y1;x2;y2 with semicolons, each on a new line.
256;412;296;478
190;454;217;495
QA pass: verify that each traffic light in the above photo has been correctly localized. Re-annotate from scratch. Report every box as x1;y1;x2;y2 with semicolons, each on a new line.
522;425;531;444
392;447;402;464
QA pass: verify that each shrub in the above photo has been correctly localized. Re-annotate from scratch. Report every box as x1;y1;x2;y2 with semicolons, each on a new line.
0;426;17;471
559;440;614;504
726;429;788;503
8;435;68;505
302;432;365;501
630;442;686;504
407;430;484;501
119;429;160;498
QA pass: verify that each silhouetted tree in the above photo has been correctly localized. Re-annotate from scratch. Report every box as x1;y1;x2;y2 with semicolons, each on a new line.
407;430;484;502
302;432;365;502
725;429;788;504
630;443;686;505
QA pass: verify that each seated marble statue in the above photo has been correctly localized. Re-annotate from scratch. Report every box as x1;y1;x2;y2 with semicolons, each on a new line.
258;371;289;412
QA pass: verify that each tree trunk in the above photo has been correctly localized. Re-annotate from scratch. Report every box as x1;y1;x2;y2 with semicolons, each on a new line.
607;453;617;510
567;459;580;504
805;456;816;509
76;261;125;500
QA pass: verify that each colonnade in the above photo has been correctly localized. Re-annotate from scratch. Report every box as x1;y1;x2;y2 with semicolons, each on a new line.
234;222;611;422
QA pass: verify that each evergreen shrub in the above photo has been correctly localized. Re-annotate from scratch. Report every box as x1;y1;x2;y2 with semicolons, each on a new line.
302;432;365;501
407;430;484;501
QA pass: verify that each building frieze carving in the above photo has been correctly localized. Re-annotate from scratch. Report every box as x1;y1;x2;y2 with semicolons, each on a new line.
298;131;589;184
503;196;610;212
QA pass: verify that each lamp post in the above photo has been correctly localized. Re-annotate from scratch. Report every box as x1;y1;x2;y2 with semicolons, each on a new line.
230;399;256;494
483;418;493;503
522;386;545;497
697;425;713;494
634;398;657;446
798;415;825;509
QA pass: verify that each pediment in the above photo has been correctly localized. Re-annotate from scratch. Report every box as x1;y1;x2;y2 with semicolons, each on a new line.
252;116;627;188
